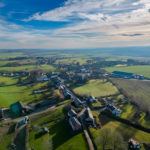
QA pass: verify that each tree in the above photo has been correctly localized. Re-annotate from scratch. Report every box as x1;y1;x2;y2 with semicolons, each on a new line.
111;131;126;150
99;128;111;150
17;77;22;84
98;128;126;150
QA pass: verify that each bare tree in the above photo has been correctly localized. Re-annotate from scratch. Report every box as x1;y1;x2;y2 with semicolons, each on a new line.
111;131;126;150
99;128;111;150
98;128;126;150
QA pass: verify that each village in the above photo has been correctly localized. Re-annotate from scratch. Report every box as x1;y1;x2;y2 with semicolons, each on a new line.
0;60;148;150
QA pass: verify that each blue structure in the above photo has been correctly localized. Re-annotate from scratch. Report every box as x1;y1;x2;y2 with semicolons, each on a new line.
112;71;135;78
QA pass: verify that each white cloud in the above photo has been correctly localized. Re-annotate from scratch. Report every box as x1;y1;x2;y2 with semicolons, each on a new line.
1;0;150;48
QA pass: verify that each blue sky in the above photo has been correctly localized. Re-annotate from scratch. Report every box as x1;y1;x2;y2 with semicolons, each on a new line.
0;0;150;49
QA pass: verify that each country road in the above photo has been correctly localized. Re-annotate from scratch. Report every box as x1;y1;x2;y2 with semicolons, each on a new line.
1;104;66;125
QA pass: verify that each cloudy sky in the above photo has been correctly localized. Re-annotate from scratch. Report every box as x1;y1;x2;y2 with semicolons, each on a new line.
0;0;150;49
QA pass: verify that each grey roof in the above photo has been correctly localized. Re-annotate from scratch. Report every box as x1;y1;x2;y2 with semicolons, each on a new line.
69;117;81;130
68;109;77;117
86;107;94;120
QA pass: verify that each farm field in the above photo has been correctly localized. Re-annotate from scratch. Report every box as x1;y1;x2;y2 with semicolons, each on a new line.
55;57;89;65
105;65;150;78
0;64;56;72
90;114;150;150
111;78;150;127
29;107;88;150
73;79;118;97
112;79;150;107
0;52;24;59
0;77;49;107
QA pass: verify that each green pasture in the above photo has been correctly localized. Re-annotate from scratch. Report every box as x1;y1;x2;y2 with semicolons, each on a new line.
0;64;56;72
0;52;24;59
0;77;48;107
73;79;118;97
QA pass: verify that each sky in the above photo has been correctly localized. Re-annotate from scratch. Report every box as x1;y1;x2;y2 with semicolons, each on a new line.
0;0;150;49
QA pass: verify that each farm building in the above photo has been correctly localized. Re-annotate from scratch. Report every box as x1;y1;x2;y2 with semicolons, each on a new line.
106;104;120;117
89;96;98;103
128;139;141;149
10;101;26;117
112;71;135;78
68;109;77;118
85;107;94;125
69;117;82;132
37;74;50;81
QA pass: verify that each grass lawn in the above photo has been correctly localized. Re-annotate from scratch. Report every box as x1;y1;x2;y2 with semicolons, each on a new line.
105;65;150;78
29;107;88;150
90;114;150;150
0;64;56;72
92;101;101;108
73;79;118;97
0;77;49;107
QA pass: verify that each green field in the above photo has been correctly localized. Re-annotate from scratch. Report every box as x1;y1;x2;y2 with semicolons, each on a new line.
0;77;49;107
90;114;150;150
29;107;88;150
55;57;89;65
105;65;150;78
0;64;56;72
0;52;24;59
73;79;118;97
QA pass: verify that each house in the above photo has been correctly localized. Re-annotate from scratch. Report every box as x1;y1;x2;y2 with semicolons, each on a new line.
73;97;83;108
106;104;120;117
128;139;141;150
37;75;49;82
69;117;82;132
63;90;71;99
85;107;94;125
33;90;41;94
139;75;144;80
10;101;26;117
89;96;98;103
120;97;125;101
42;127;49;133
68;109;77;118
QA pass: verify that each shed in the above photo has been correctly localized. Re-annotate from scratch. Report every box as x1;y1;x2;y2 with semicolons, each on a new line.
42;127;49;133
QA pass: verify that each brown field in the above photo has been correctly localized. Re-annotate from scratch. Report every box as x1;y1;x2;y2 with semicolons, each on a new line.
111;79;150;111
